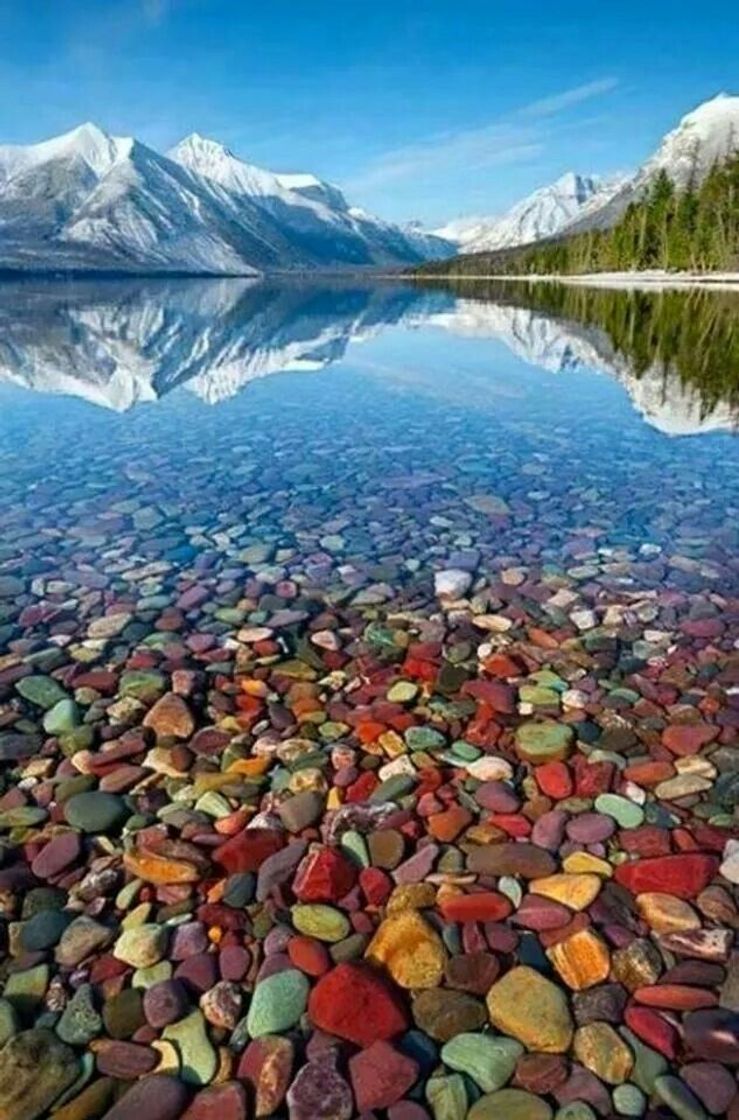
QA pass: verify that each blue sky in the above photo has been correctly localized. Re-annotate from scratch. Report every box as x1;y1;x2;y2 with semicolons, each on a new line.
0;0;736;225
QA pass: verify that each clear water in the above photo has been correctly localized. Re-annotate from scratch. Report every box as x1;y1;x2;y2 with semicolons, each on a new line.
0;278;737;611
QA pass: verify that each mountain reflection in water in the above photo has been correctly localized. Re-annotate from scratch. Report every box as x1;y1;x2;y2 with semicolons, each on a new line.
0;277;737;435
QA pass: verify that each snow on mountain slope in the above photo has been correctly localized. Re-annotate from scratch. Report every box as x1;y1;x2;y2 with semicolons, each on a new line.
564;93;739;234
0;123;453;274
437;173;623;252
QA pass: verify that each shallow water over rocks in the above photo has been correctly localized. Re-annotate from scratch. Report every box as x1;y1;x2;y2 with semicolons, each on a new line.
0;278;737;1120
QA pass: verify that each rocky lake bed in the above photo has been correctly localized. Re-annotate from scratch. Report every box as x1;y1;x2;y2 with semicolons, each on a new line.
0;279;737;1120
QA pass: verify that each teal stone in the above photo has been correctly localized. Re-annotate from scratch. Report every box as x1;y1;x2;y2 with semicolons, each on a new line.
340;829;370;867
405;727;446;750
56;984;102;1045
612;1083;647;1117
654;1075;708;1120
163;1009;217;1085
16;675;68;710
449;740;481;761
426;1073;468;1120
441;1032;523;1092
20;909;72;952
594;793;644;829
554;1106;597;1120
619;1028;668;1095
369;773;417;803
246;969;309;1037
64;791;128;833
43;700;80;736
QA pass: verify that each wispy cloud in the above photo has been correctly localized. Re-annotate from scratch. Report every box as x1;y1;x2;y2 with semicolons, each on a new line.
348;77;619;192
518;77;619;119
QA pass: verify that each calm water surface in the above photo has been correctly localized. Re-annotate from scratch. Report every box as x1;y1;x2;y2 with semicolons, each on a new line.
0;279;737;611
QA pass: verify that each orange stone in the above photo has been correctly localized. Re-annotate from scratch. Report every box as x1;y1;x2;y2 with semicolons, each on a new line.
123;850;200;884
546;927;611;991
143;693;195;739
427;805;472;842
439;892;512;924
635;892;701;934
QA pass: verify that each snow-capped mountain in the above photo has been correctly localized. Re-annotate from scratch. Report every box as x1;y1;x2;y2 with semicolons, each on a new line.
564;93;739;234
0;123;452;275
436;173;624;252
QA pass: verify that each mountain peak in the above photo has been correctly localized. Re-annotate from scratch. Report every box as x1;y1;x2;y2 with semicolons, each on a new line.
171;133;235;160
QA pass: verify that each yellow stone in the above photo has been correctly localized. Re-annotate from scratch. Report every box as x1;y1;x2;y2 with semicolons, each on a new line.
150;1040;180;1075
562;851;613;877
486;965;573;1053
574;1023;634;1084
379;730;407;758
365;910;445;989
547;928;611;991
288;768;327;793
227;756;270;777
635;892;701;933
326;788;343;809
529;873;602;911
386;883;437;913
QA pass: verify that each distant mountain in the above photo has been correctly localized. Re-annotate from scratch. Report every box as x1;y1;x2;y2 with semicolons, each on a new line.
562;93;739;235
436;173;624;252
0;124;453;275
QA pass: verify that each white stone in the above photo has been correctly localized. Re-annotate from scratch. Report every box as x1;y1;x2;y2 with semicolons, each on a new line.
434;569;473;599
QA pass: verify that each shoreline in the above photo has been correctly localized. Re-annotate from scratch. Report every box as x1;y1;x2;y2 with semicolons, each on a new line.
413;270;739;291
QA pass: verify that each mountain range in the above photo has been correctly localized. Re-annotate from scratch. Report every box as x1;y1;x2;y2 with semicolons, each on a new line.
0;279;734;435
0;125;451;274
436;93;739;255
0;94;736;274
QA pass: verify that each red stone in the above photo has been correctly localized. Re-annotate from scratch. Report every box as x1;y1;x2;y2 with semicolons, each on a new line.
213;828;285;874
662;724;719;757
535;761;573;799
614;854;719;899
633;985;717;1011
439;892;512;924
288;935;331;977
360;867;393;907
180;1082;248;1120
624;1005;678;1058
237;1036;293;1116
308;962;409;1046
461;680;515;713
349;1040;419;1112
293;847;357;903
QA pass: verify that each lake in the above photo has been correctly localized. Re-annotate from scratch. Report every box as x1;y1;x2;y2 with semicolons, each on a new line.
0;278;738;1118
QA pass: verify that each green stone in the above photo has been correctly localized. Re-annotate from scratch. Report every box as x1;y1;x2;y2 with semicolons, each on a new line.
387;681;418;703
291;904;350;942
4;964;50;1018
554;1106;597;1120
339;829;370;867
64;791;128;833
426;1073;468;1120
519;685;560;707
0;806;48;830
246;969;309;1037
56;984;102;1046
16;675;68;710
515;721;574;764
42;700;80;736
594;794;644;829
0;1029;79;1120
0;998;19;1046
163;1009;217;1085
441;1032;523;1091
114;924;168;968
470;1089;553;1120
118;670;166;703
369;773;417;802
405;727;446;750
619;1028;667;1095
102;988;145;1039
612;1084;646;1117
654;1075;708;1120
